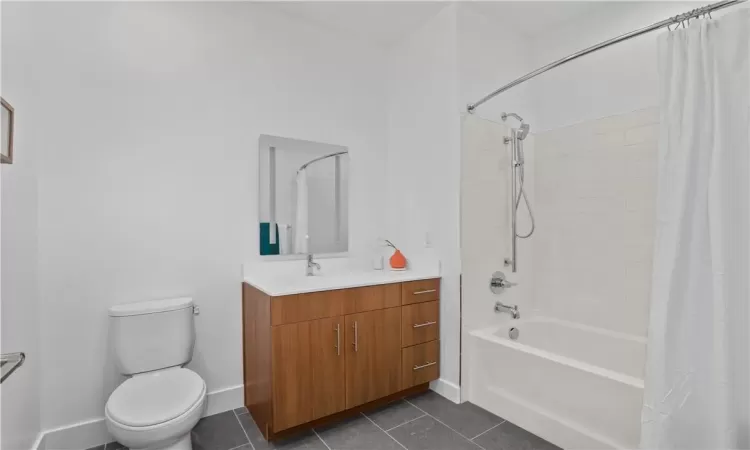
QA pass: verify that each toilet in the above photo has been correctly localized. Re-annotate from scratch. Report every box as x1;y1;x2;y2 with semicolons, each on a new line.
105;297;207;450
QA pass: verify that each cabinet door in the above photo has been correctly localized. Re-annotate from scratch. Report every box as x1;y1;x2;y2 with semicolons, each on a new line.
272;316;345;431
345;308;402;408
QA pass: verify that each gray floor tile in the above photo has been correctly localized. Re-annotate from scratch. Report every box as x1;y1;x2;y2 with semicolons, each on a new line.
388;416;480;450
406;392;503;439
315;414;402;450
191;410;250;450
84;445;105;450
472;422;561;450
234;406;249;415
237;412;327;450
365;400;424;431
105;442;126;450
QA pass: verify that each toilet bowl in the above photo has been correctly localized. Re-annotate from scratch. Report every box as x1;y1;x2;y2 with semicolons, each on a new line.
105;368;207;450
106;298;205;450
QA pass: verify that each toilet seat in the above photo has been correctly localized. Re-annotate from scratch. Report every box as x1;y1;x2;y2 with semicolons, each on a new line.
106;368;205;428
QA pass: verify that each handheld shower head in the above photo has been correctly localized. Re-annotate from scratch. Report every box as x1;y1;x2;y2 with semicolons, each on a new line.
517;124;530;141
502;112;530;140
501;112;524;123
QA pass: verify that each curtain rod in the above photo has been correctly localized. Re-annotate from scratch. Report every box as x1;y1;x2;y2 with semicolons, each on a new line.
466;0;747;113
298;150;348;173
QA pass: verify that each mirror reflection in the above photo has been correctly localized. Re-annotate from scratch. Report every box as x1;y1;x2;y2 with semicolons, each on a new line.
258;135;349;256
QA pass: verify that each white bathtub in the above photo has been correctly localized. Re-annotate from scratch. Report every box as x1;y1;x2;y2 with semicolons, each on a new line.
465;316;646;449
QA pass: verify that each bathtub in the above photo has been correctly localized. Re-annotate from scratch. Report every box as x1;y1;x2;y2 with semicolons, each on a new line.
465;316;646;449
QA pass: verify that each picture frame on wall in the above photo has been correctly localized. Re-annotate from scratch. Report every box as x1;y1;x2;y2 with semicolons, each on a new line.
1;97;14;164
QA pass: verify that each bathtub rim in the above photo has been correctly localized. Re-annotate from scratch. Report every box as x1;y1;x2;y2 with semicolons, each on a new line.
469;315;645;389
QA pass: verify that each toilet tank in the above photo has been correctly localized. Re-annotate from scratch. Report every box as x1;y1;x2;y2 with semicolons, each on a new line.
109;297;196;375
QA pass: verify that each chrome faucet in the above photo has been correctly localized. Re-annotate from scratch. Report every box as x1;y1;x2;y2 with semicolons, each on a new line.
306;253;321;276
495;301;520;319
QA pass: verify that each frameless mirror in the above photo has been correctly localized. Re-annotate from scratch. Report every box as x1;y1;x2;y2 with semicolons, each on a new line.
258;135;349;256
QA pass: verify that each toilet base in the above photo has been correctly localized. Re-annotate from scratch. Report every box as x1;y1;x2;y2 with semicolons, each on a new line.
129;433;191;450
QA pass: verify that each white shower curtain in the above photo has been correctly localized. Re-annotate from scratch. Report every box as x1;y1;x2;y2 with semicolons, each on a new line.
641;10;749;450
294;169;309;254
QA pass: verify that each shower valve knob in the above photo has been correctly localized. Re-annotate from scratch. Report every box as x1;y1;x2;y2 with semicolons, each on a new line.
490;271;517;294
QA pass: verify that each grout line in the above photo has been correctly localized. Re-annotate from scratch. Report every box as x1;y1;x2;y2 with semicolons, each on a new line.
469;421;505;441
473;441;489;450
312;428;333;450
227;445;250;450
234;412;256;450
385;413;426;432
403;398;480;443
362;413;408;450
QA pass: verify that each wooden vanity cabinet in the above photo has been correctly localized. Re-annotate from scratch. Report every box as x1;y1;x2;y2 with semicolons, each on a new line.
242;278;440;440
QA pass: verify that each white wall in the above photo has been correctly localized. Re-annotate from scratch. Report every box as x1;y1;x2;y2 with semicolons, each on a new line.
530;1;706;131
3;1;388;435
457;4;538;126
534;108;658;336
385;4;462;396
0;4;43;447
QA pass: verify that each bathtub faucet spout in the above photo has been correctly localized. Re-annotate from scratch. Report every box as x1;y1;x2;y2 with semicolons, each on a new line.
495;301;520;319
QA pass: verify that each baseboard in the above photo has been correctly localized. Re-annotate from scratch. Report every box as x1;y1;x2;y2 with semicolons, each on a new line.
39;418;112;450
203;384;244;417
430;378;461;404
35;384;244;450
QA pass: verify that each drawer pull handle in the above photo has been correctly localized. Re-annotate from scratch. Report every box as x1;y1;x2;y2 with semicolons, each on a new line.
412;289;437;295
413;321;437;328
413;361;437;371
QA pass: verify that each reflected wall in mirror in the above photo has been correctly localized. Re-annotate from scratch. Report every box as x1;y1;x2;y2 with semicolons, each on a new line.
258;135;349;256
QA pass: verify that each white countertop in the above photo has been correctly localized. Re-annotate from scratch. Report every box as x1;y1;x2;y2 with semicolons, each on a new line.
242;257;440;296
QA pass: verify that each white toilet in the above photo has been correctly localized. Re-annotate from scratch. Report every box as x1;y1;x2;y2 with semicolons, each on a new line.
105;297;207;450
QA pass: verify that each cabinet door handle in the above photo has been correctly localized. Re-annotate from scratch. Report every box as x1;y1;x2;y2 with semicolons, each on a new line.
334;324;340;356
352;321;358;352
413;361;437;371
412;289;436;295
413;321;437;328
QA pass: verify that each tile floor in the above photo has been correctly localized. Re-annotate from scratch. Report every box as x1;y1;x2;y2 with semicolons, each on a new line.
88;391;561;450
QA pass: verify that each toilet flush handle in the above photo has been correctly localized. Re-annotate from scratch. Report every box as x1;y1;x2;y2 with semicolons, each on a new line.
193;305;200;316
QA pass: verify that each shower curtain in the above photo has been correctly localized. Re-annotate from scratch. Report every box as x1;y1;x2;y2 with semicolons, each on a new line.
294;169;309;254
641;10;749;450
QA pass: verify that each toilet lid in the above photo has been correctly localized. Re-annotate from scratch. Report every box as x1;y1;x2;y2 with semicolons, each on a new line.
107;368;205;427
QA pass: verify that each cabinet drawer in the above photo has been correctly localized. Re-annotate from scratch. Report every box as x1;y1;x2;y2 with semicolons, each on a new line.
344;284;401;314
401;279;440;305
401;301;439;347
271;290;348;326
401;340;439;390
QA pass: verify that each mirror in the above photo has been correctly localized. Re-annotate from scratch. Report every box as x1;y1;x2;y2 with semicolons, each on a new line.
258;135;349;256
